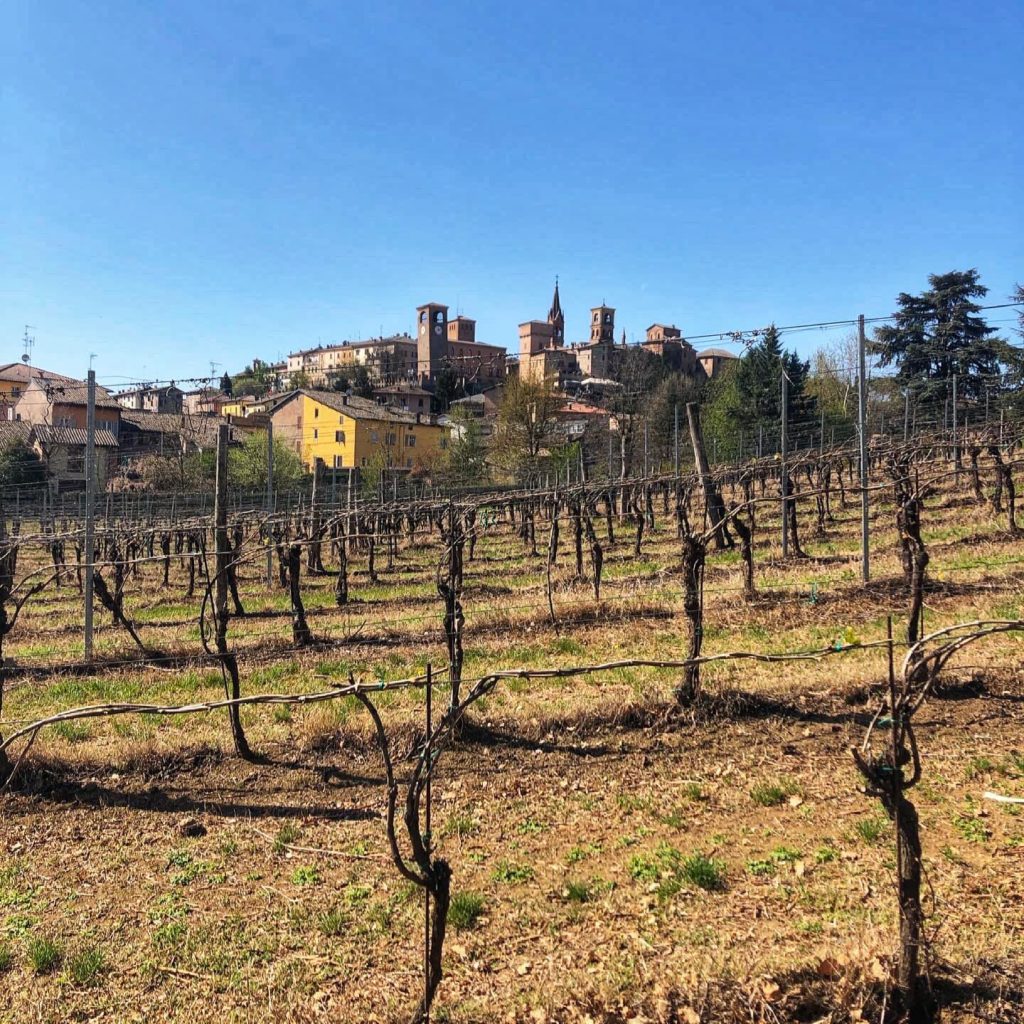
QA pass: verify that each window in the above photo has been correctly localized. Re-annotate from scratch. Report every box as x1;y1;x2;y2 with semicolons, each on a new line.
361;457;367;467
370;429;379;443
420;311;427;324
604;313;611;324
407;457;412;468
418;399;424;408
314;407;319;418
434;311;443;324
593;313;599;323
335;430;345;444
333;455;344;468
313;428;318;439
405;434;416;448
387;432;396;446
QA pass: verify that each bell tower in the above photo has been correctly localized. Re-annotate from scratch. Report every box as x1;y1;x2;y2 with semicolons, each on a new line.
590;304;615;344
416;302;449;382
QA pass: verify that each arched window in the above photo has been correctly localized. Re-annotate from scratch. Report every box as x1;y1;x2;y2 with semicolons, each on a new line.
434;311;444;324
420;311;427;323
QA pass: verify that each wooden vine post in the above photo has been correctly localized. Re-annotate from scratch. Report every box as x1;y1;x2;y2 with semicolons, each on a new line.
686;403;731;549
213;424;251;758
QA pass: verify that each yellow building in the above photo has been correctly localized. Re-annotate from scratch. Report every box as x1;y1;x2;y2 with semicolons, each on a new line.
270;389;447;472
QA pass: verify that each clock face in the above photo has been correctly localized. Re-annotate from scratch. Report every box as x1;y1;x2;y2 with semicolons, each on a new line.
419;325;426;336
433;325;442;335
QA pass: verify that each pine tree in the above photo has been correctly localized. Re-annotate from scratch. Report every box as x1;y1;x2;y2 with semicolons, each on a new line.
873;270;1006;405
220;371;233;396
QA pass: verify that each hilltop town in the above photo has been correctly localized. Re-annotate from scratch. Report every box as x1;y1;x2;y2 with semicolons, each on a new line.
0;284;740;496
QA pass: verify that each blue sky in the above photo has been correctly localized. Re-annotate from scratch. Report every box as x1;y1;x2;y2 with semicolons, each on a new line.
3;0;1021;388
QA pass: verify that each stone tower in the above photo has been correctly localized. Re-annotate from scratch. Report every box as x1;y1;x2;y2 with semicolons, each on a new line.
416;302;448;382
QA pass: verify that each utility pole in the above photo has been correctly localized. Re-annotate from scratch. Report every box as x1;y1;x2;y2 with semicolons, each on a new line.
673;403;680;476
857;314;869;583
951;373;960;479
83;369;97;661
265;421;274;587
780;372;788;558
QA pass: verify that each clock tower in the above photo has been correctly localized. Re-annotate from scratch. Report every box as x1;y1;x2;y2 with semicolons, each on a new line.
416;302;449;383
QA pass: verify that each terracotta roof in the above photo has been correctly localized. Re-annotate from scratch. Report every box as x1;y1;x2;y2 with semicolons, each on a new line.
120;411;245;448
696;347;738;360
33;425;119;447
0;420;32;446
0;363;78;384
273;389;444;427
29;377;121;409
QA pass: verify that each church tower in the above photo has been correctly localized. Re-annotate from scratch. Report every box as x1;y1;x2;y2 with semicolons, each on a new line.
547;278;565;346
590;304;615;344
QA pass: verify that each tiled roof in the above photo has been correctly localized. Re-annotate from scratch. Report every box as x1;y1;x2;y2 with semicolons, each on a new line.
0;420;32;446
289;389;439;426
0;363;77;385
33;425;119;447
120;411;244;447
29;378;121;409
696;347;737;360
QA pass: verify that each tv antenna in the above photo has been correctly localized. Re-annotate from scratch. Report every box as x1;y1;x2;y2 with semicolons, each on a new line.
209;360;221;379
21;325;35;364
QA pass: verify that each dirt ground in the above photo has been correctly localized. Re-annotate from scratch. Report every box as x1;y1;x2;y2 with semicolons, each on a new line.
2;468;1023;1022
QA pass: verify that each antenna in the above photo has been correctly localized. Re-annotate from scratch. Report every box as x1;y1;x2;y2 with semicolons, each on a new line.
21;325;35;364
209;361;221;379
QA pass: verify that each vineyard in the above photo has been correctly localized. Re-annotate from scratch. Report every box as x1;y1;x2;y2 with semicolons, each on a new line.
1;430;1023;1024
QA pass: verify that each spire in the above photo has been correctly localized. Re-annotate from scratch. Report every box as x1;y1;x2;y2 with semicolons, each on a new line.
621;328;627;346
547;276;563;326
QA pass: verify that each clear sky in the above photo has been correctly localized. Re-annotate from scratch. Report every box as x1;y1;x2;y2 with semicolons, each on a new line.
3;0;1021;388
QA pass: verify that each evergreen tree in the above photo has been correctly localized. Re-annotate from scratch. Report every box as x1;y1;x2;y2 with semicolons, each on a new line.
220;371;233;396
873;270;1007;405
352;366;374;399
731;325;814;450
432;368;465;412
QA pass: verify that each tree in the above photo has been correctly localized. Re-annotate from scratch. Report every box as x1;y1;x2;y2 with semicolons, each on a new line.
0;439;46;487
352;366;374;400
645;373;705;470
220;372;234;396
873;270;1008;406
491;376;561;484
606;347;667;477
438;407;488;487
332;372;351;393
229;431;305;490
231;363;270;398
805;336;858;441
432;368;465;413
727;326;815;454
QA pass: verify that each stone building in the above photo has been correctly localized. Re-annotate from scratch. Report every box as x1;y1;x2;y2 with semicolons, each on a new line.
641;325;701;377
415;303;507;388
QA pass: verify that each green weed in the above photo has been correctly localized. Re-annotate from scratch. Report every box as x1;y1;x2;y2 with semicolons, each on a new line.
68;945;106;987
447;891;485;930
27;935;62;975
